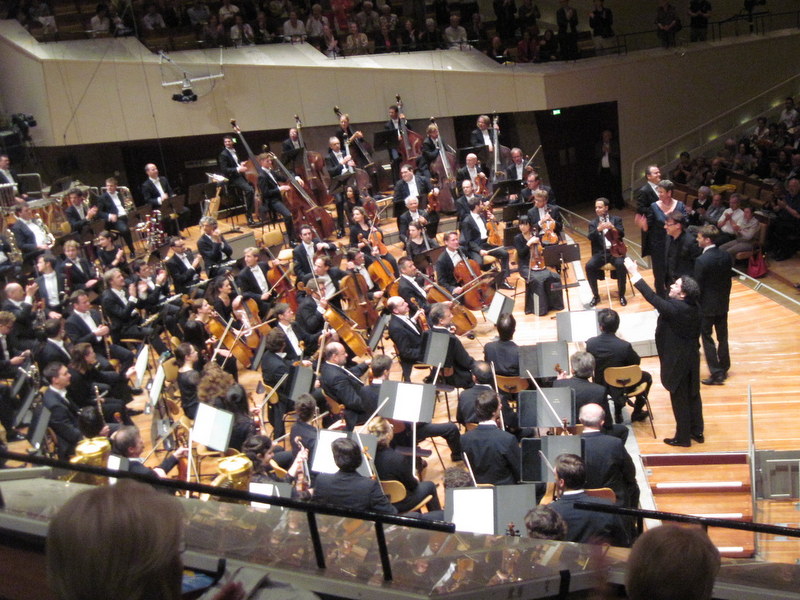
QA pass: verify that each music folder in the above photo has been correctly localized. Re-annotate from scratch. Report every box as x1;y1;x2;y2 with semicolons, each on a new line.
288;365;315;401
192;403;234;452
372;129;397;152
377;380;436;424
556;309;599;342
518;341;570;379
445;484;539;534
422;330;450;369
311;429;378;478
486;291;514;324
520;436;584;483
517;387;576;428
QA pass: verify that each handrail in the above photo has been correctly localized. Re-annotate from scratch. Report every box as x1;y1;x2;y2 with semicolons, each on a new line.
0;449;454;582
573;501;800;538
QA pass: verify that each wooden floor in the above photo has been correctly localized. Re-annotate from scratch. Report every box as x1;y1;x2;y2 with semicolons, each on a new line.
9;203;800;562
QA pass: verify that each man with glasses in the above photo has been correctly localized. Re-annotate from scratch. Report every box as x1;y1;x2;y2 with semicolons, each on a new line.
664;212;700;288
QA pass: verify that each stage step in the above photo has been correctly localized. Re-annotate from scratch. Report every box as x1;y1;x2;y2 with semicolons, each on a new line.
652;481;751;494
642;452;749;467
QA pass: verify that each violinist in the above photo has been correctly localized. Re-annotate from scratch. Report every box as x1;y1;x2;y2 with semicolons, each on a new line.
393;165;433;231
435;231;466;295
349;207;398;273
273;302;318;360
180;298;237;378
218;135;256;227
397;256;430;315
260;328;303;438
237;247;274;318
319;341;371;430
196;216;233;278
455;153;489;196
514;215;561;315
325;136;356;238
516;170;556;206
95;230;129;275
526;189;563;243
460;391;520;485
292;224;336;282
461;197;512;289
398;195;433;244
111;425;188;479
294;279;327;343
586;197;628;307
242;433;308;484
387;296;425;382
422;302;474;389
58;240;99;294
505;147;526;187
165;236;202;294
174;343;200;420
404;221;439;262
255;152;297;243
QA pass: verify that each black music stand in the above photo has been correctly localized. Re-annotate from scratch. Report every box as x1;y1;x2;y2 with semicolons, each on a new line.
543;243;581;311
289;365;315;400
502;202;529;223
412;246;445;276
520;436;584;483
490;178;522;203
458;145;489;165
517;387;576;428
503;225;520;247
518;341;570;381
328;170;356;196
281;147;303;169
367;313;390;353
27;406;51;455
372;129;397;153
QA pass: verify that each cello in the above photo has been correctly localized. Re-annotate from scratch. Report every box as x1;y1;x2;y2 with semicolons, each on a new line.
394;94;424;169
261;244;298;311
428;117;457;213
339;271;380;330
293;114;334;208
453;254;496;311
417;271;477;337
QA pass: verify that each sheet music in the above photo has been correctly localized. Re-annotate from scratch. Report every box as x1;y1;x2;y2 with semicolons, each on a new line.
134;345;149;388
393;383;423;422
148;365;166;407
451;488;495;534
192;403;234;452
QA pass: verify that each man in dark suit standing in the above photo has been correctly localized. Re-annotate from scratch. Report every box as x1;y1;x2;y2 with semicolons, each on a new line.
218;135;255;226
586;308;652;424
635;165;660;215
586;197;627;307
549;453;630;546
325;136;356;238
553;351;627;442
141;163;181;236
694;225;733;385
386;296;425;382
40;362;86;459
313;437;397;514
665;212;700;287
96;178;136;257
626;257;703;447
460;392;519;485
579;403;639;508
595;129;622;209
469;115;497;150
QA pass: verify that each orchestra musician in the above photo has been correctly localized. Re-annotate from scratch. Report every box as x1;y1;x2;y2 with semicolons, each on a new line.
397;196;432;244
36;318;72;370
165;236;202;294
349;207;398;273
10;202;51;266
514;215;562;315
130;260;182;339
65;291;135;372
505;147;526;184
236;246;274;317
218;135;256;226
586;197;627;307
260;327;301;438
255;152;297;243
404;221;439;262
196;216;233;278
526;189;563;242
455;153;490;196
422;302;475;389
454;179;482;223
396;256;429;315
319;341;371;430
179;298;236;378
64;188;99;235
308;255;345;308
461;197;512;289
293;224;337;283
272;302;318;360
325;136;356;238
386;295;425;382
393;165;435;233
0;311;29;440
470;114;498;151
58;240;99;294
385;104;413;182
67;343;136;426
95;230;129;274
40;362;89;459
281;127;302;158
345;248;384;302
0;232;22;282
516;170;556;206
334;112;370;167
1;282;39;351
111;425;188;479
35;254;65;316
435;231;466;295
460;391;520;485
295;279;327;343
96;177;136;258
100;268;167;354
0;154;24;198
141;163;182;236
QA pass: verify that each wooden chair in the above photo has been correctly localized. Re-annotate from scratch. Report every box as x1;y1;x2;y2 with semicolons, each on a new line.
604;365;656;438
585;487;617;503
380;479;434;513
496;375;530;395
599;263;636;306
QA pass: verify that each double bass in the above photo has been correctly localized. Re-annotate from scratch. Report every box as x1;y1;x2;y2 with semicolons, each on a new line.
293;115;334;208
394;94;424;169
489;113;511;185
428;117;457;213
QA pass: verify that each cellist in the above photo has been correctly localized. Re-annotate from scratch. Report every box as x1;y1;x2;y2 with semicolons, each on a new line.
272;302;319;360
461;197;513;289
345;248;384;302
236;246;275;318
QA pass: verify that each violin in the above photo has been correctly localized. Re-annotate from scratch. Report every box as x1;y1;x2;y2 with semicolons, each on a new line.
540;216;559;245
604;221;628;257
409;298;429;331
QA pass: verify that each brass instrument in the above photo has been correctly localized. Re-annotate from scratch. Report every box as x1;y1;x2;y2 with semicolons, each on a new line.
97;305;113;358
201;453;253;502
34;215;56;246
5;227;23;263
64;437;112;485
119;186;136;213
146;210;167;251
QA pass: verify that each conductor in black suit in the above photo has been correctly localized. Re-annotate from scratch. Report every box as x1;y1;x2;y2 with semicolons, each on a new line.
219;135;255;226
626;257;703;447
694;225;733;386
460;391;520;485
313;437;397;514
586;197;627;307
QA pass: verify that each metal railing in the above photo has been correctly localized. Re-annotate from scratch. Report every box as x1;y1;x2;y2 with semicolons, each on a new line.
0;449;454;582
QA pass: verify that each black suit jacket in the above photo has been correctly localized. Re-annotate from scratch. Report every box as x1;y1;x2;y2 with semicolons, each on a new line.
461;424;519;485
42;388;83;459
37;339;72;369
290;420;317;457
236;263;270;302
460;213;489;254
526;203;563;237
218;147;247;183
374;445;418;494
553;376;609;421
665;230;700;284
35;273;65;311
9;220;39;259
292;240;334;281
140;176;174;209
635;182;658;214
588;215;624;256
434;249;461;293
456;384;493;425
295;295;325;336
397;276;428;314
581;430;638;508
166;251;200;293
96;191;127;220
100;288;142;333
260;351;292;406
387;314;423;366
196;233;232;267
2;298;36;345
483;340;519;376
398;208;430;240
325;148;350;179
550;491;629;546
634;279;700;392
422;325;475;389
585;332;641;388
65;204;94;232
65;309;105;349
393;175;431;207
313;470;397;514
319;361;369;423
469;128;497;148
58;257;95;290
694;246;732;316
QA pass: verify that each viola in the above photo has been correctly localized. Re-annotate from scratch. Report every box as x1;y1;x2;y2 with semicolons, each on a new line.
540;218;559;245
264;254;298;311
529;235;546;271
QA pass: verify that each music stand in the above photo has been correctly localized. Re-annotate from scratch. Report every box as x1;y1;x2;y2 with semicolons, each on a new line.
556;309;599;342
491;178;522;200
367;313;390;353
27;406;51;455
544;243;581;311
486;291;514;324
445;484;539;534
328;170;356;196
311;429;378;478
192;403;234;453
12;385;38;428
502;203;529;223
372;129;397;153
520;436;584;482
517;388;576;428
288;365;315;400
518;341;570;380
148;364;167;411
378;380;436;479
249;481;293;509
458;145;489;165
281;147;303;169
422;330;450;376
412;246;445;276
187;182;215;208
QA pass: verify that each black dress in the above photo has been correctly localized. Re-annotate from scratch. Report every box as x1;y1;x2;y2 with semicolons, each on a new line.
513;232;562;315
176;369;200;420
